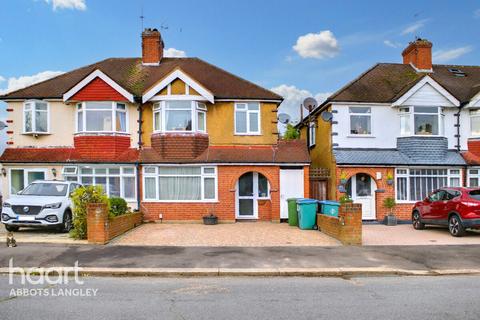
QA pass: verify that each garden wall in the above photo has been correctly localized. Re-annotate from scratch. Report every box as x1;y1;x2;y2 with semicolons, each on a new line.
317;203;362;245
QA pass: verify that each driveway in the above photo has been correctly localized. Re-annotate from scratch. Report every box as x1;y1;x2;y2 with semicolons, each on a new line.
0;226;87;245
363;224;480;245
112;222;341;247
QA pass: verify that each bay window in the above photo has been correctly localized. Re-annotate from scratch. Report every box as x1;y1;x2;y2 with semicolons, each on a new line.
153;101;207;133
235;102;260;135
470;109;480;136
62;166;136;200
395;168;461;202
143;166;217;201
23;101;49;134
399;106;444;136
76;102;128;133
349;107;371;135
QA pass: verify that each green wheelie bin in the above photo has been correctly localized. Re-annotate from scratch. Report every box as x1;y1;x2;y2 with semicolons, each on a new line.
287;198;301;226
297;199;318;230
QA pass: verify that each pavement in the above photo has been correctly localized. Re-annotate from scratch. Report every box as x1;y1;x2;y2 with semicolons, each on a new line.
2;275;480;319
0;226;87;245
1;243;480;277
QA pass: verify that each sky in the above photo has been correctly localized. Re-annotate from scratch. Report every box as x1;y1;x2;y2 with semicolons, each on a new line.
0;0;479;148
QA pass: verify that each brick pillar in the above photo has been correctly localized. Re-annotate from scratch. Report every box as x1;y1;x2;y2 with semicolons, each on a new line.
87;203;109;244
338;203;362;245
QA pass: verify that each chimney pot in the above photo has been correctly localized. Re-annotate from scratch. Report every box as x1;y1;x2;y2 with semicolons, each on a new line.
402;38;433;71
142;27;164;65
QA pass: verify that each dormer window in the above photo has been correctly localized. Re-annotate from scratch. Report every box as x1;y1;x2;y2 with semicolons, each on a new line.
153;101;207;133
23;100;49;134
399;106;444;136
76;102;127;133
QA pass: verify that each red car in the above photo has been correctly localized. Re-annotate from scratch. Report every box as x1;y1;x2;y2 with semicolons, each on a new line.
412;187;480;237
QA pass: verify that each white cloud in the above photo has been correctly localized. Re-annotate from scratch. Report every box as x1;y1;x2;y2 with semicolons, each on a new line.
383;40;402;48
401;19;428;35
0;71;64;95
433;46;473;63
293;30;339;59
271;84;331;125
0;76;5;83
44;0;86;11
163;48;187;58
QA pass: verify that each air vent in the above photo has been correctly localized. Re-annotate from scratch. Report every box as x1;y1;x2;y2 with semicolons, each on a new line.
448;68;466;77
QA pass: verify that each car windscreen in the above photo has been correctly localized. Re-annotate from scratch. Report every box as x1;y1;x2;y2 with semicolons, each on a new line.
20;183;68;196
468;189;480;200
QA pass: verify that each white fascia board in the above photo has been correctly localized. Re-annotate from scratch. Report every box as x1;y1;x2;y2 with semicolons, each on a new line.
63;69;135;103
392;75;460;107
466;91;480;108
142;69;214;104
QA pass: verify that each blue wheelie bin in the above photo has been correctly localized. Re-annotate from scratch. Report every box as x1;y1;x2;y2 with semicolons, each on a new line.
318;200;341;217
296;199;318;230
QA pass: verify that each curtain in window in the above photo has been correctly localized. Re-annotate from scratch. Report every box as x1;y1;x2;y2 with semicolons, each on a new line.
159;176;201;200
116;110;126;132
123;177;135;199
235;111;247;133
10;170;24;193
144;177;157;199
109;176;121;197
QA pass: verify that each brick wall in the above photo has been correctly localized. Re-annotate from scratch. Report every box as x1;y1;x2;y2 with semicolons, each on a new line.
317;203;362;245
87;203;143;244
74;135;132;159
141;165;284;222
150;133;209;159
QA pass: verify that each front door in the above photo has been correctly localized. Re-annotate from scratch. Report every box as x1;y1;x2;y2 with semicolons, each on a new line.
348;173;376;220
236;172;257;219
279;169;305;219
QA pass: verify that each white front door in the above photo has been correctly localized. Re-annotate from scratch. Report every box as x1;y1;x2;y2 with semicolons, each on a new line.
236;172;258;219
279;169;305;219
349;173;376;220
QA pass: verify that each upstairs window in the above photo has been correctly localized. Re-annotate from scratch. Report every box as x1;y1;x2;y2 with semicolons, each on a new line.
23;101;49;134
153;101;207;133
308;122;316;147
470;109;480;136
76;102;127;133
235;102;260;135
349;107;371;135
399;107;444;136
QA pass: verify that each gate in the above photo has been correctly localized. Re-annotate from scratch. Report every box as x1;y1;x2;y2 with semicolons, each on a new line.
309;168;329;201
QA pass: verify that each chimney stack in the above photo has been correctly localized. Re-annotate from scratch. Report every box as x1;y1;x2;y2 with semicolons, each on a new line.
402;38;433;72
142;28;164;65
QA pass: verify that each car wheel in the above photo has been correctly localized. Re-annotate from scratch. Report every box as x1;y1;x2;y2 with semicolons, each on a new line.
448;215;466;237
60;211;73;233
5;225;19;232
412;211;425;230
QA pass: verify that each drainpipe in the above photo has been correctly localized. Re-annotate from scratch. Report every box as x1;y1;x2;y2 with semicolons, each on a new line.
136;101;143;210
135;162;141;210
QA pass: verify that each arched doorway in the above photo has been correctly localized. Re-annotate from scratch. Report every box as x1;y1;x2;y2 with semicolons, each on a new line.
345;173;377;220
235;172;269;219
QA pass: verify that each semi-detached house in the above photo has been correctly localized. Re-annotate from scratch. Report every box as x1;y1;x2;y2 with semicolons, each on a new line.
298;39;480;221
0;28;310;223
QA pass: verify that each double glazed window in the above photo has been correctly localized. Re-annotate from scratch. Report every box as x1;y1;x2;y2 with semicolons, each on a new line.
399;107;444;136
143;166;217;201
349;107;371;135
76;102;127;133
470;109;480;136
153;101;206;133
468;169;480;187
63;166;136;200
308;122;316;147
9;169;47;194
23;101;49;133
396;168;461;202
235;102;260;135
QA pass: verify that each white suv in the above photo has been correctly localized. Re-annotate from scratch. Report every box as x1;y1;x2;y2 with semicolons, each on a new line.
1;180;81;232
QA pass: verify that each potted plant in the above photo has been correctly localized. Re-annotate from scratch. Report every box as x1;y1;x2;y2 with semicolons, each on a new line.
386;172;394;185
203;214;218;225
339;171;348;185
383;197;397;226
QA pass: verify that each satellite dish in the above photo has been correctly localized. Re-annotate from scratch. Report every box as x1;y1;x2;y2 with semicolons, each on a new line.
277;113;291;124
0;121;7;130
321;111;333;122
303;97;318;111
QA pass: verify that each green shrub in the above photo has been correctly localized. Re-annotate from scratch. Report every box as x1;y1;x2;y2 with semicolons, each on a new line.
109;197;128;217
383;197;396;210
283;124;300;140
339;195;353;204
70;185;108;240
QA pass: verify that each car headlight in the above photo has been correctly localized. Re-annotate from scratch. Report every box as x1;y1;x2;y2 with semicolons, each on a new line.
3;202;11;208
43;202;62;209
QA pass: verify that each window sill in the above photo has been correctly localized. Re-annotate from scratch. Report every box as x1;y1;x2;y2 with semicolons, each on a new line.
397;135;445;138
22;132;51;135
234;133;262;136
347;135;375;138
74;132;130;136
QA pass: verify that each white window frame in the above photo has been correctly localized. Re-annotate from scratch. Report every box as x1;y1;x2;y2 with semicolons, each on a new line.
467;168;480;187
469;109;480;137
152;101;207;133
308;122;316;147
348;107;372;136
8;168;49;194
62;165;136;201
23;100;50;134
75;101;129;134
395;167;461;203
398;106;445;137
234;102;261;135
142;165;218;202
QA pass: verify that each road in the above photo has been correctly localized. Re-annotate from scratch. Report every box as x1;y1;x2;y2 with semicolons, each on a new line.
1;275;479;319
